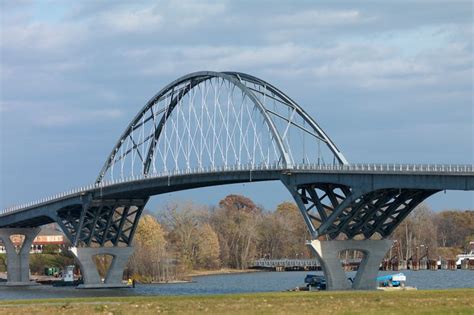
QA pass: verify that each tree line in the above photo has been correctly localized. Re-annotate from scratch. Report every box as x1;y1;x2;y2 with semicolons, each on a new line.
391;204;473;261
2;194;469;281
127;194;310;282
127;194;473;282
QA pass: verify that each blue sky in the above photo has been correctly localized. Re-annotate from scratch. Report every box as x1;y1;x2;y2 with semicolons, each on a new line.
0;0;473;212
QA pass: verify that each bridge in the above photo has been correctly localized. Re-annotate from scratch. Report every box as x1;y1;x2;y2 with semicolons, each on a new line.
252;258;322;271
0;71;472;290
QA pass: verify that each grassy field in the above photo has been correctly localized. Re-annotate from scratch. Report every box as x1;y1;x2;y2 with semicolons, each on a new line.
0;289;473;314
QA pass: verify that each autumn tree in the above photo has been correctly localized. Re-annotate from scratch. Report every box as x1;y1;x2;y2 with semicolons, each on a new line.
128;214;167;281
436;210;474;249
274;202;311;258
257;211;285;258
257;202;311;259
165;205;200;271
210;194;262;269
195;223;221;269
164;203;220;271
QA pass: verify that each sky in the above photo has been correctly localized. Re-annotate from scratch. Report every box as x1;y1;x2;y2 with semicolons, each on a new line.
0;0;473;212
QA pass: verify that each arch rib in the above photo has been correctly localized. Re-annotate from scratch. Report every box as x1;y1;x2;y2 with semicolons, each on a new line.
225;72;348;165
96;71;294;183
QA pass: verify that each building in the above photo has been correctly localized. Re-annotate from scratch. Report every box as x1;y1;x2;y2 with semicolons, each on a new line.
0;224;66;254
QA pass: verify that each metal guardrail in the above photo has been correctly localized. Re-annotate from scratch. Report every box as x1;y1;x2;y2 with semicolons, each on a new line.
252;258;364;268
1;163;473;216
252;259;321;268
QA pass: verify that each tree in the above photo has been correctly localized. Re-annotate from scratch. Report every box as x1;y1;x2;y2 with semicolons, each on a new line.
436;210;473;249
274;202;311;258
257;202;311;259
257;211;285;259
164;203;201;271
163;202;221;271
42;244;61;254
128;214;167;281
392;203;437;259
210;195;262;269
195;223;220;269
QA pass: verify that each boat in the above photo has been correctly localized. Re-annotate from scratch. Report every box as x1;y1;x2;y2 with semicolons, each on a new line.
377;273;406;288
455;241;474;267
52;265;82;287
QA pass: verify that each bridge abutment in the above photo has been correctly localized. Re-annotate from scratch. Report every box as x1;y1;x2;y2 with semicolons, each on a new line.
0;227;41;286
307;239;393;290
71;246;133;289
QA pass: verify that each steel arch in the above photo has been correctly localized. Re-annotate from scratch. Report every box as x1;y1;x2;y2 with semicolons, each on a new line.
96;71;349;183
224;72;348;165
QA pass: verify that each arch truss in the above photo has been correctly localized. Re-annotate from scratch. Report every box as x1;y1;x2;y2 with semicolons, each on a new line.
97;71;348;183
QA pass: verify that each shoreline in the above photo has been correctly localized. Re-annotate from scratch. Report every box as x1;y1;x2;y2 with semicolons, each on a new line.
185;268;261;277
131;268;263;284
1;269;262;285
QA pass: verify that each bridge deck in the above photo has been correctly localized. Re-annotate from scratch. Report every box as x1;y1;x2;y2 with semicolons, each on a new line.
0;164;474;217
1;163;472;229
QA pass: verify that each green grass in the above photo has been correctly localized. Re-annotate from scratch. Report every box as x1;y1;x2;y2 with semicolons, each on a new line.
0;289;473;314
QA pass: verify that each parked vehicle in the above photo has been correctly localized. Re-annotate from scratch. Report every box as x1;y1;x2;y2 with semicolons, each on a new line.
304;274;326;290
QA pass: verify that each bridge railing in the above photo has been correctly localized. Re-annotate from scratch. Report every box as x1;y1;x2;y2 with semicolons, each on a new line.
251;258;363;268
293;163;474;173
1;163;472;216
252;258;321;268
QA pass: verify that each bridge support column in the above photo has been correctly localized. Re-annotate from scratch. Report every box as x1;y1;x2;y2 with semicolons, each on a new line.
71;246;133;289
0;227;41;286
307;239;393;290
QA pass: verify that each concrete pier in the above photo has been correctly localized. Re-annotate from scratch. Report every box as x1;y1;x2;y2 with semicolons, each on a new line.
0;227;41;286
71;246;133;289
307;239;393;290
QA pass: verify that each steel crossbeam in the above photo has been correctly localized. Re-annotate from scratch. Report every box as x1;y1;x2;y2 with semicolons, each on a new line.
288;182;440;239
56;199;147;247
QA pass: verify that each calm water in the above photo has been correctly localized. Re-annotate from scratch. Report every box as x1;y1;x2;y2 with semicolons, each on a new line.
0;270;473;300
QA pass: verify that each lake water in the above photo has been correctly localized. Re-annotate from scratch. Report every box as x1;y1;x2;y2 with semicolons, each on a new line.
0;270;473;300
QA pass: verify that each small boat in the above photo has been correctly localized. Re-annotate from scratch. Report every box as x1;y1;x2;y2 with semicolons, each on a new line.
377;273;406;288
455;242;474;267
52;265;81;287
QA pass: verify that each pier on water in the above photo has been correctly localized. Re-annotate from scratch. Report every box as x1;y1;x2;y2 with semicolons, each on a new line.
251;259;322;271
252;258;474;272
380;258;474;271
251;258;362;272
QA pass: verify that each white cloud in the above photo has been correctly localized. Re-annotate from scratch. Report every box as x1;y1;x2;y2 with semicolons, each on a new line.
98;7;163;33
1;101;124;127
0;1;473;210
36;108;124;127
168;0;227;27
121;39;471;93
271;9;366;27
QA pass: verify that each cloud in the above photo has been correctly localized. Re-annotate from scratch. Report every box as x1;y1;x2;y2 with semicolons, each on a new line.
2;2;471;100
269;9;367;27
35;108;124;127
117;39;471;95
0;1;472;211
98;7;163;33
1;101;124;127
